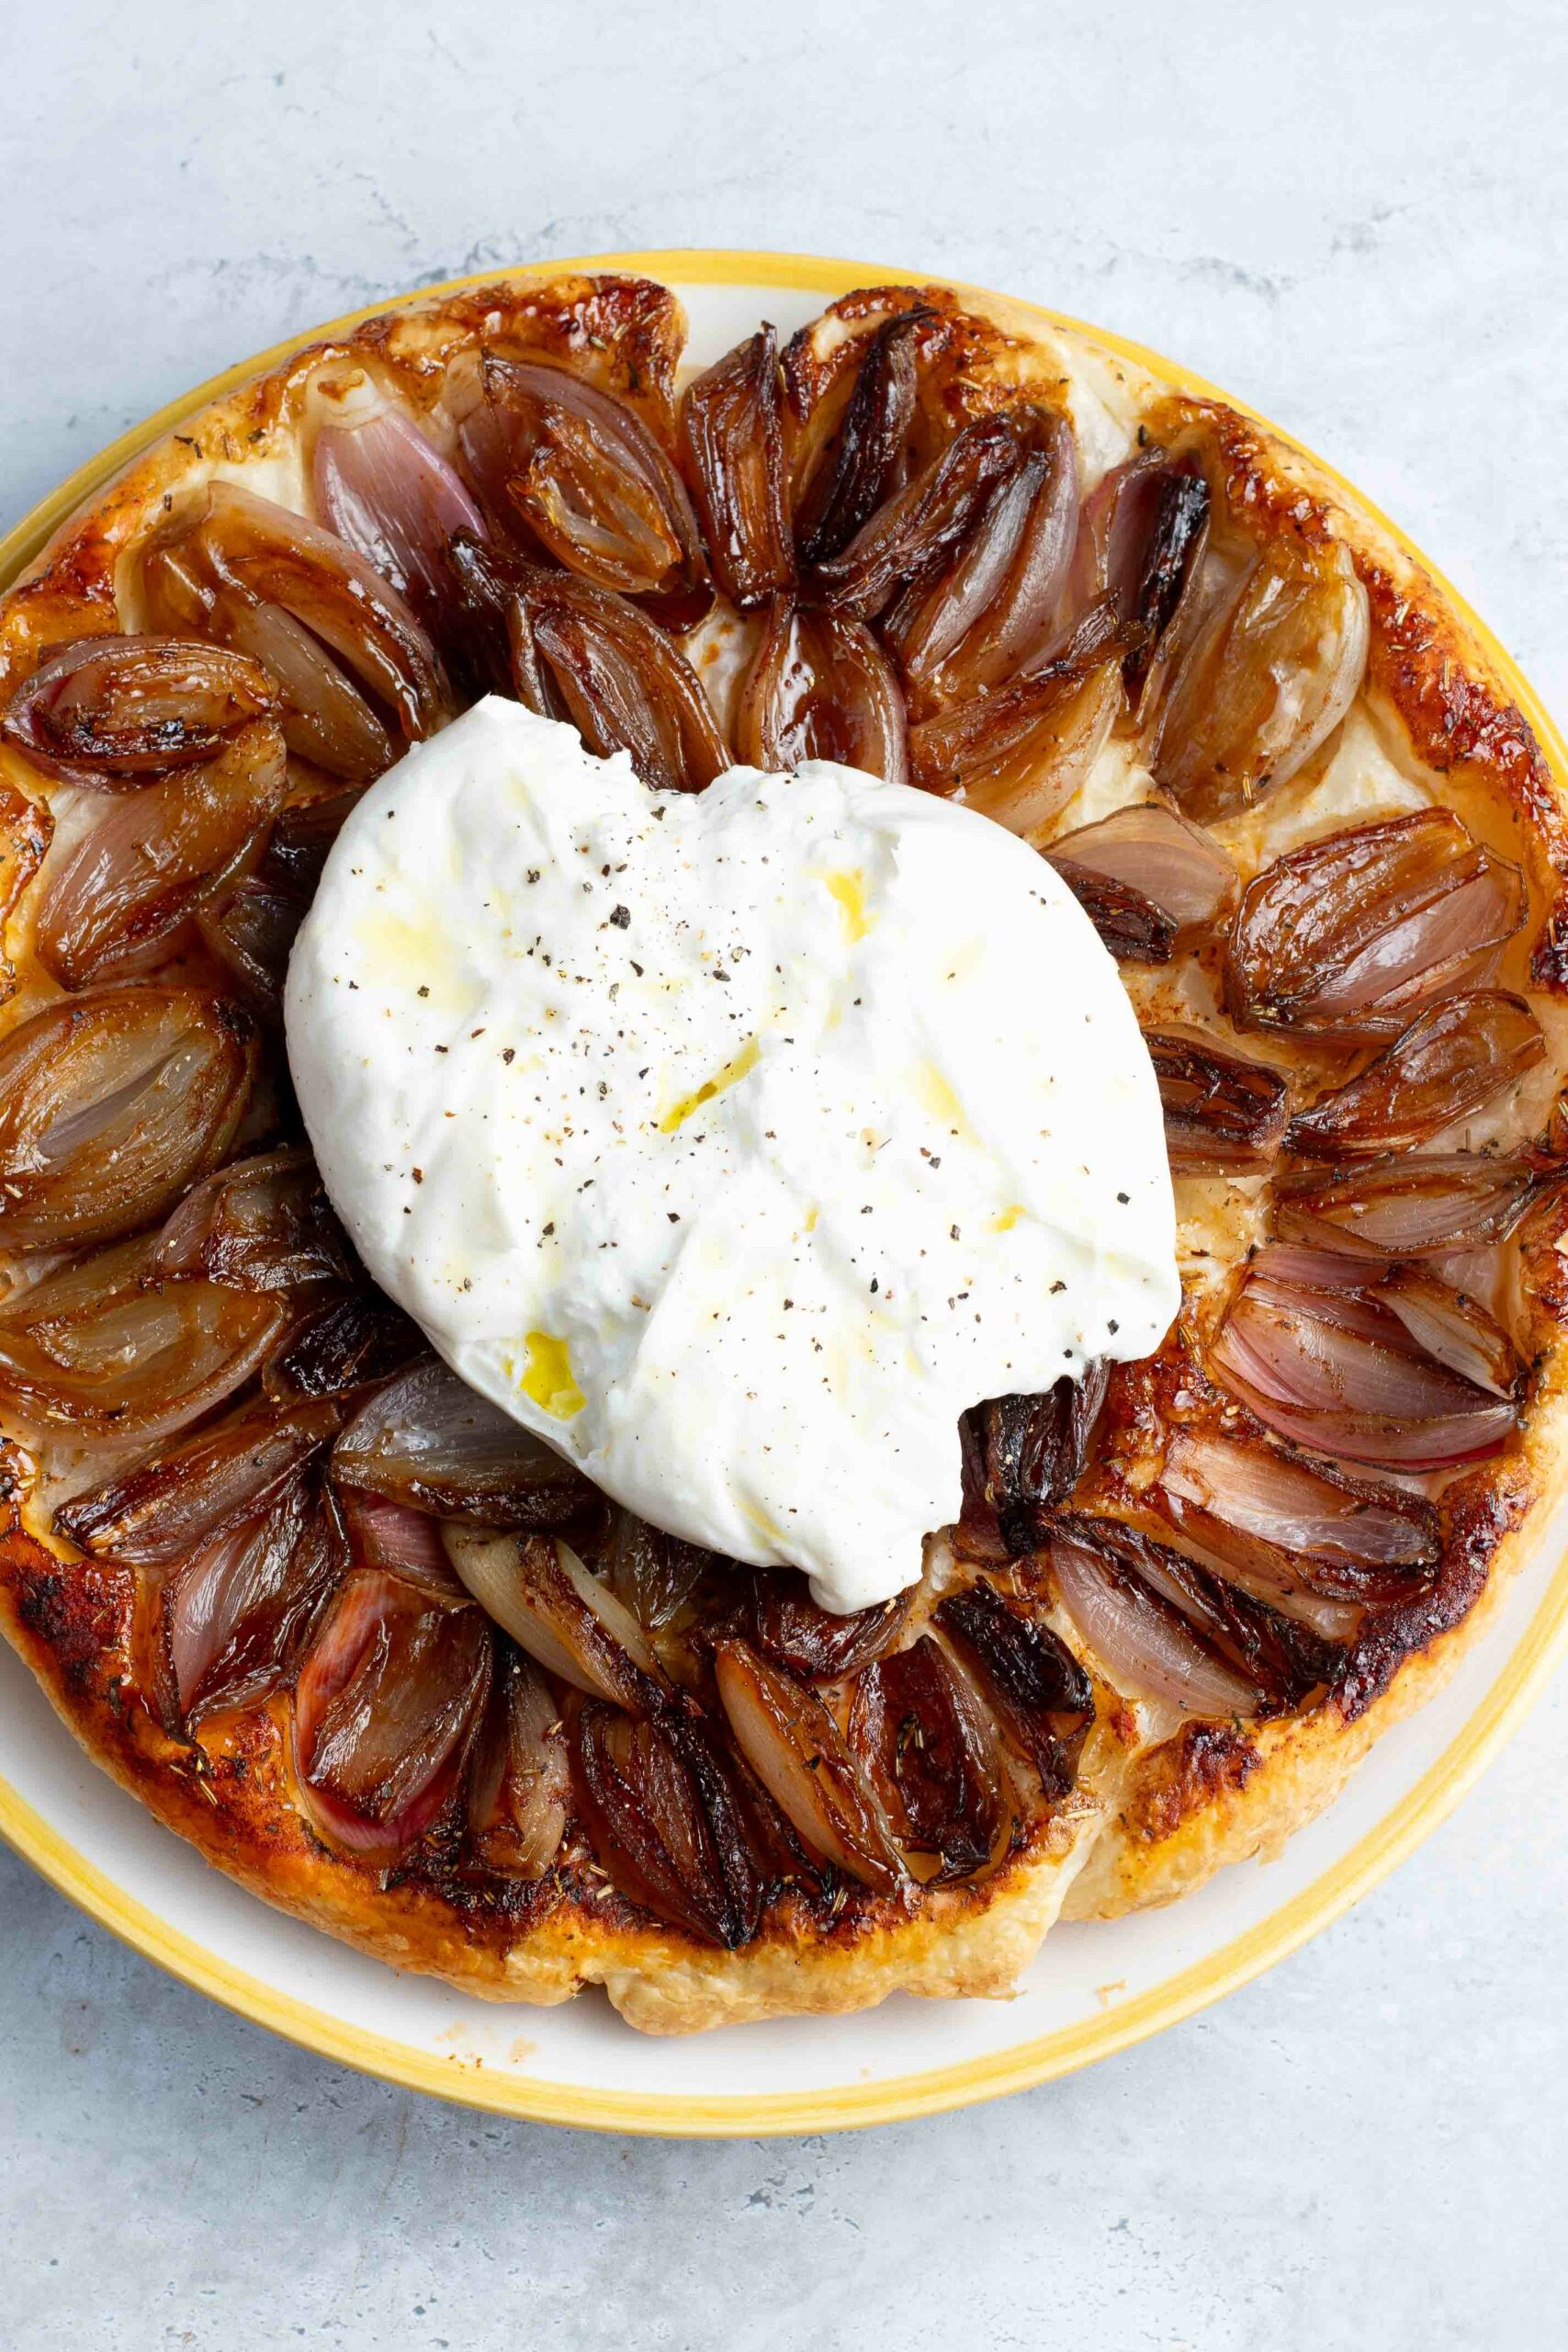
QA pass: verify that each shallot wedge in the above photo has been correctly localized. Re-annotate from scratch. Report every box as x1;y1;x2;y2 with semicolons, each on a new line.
1044;1525;1268;1716
1378;1262;1524;1398
1066;452;1212;710
211;597;394;780
260;788;366;895
735;598;908;784
0;986;256;1250
472;354;706;606
793;311;926;567
2;636;277;787
1211;1245;1521;1468
1153;536;1370;820
713;1638;906;1893
293;1569;491;1862
468;1650;570;1879
575;1702;766;1947
333;1357;595;1527
933;1580;1093;1798
887;413;1078;710
444;1530;669;1714
749;1569;912;1682
56;1396;341;1566
1045;1513;1333;1713
1272;1152;1557;1259
1158;1426;1439;1611
0;1236;285;1442
36;718;288;989
264;1290;423;1402
143;529;394;786
152;1148;348;1293
313;404;487;633
1225;808;1527;1041
1044;802;1237;963
152;480;448;741
154;1478;339;1731
808;411;1027;619
1145;1029;1291;1176
518;572;728;792
601;1508;706;1631
976;1361;1111;1554
1285;992;1545;1158
848;1636;1009;1883
337;1489;471;1602
908;644;1123;838
678;326;794;608
197;876;306;1010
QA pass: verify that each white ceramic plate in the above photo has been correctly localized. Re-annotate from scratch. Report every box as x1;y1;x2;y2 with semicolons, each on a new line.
4;253;1566;2136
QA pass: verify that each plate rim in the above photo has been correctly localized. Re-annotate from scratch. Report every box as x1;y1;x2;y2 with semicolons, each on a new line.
3;243;1566;2138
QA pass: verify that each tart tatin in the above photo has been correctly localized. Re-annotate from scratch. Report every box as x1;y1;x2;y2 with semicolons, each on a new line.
1;271;1565;2031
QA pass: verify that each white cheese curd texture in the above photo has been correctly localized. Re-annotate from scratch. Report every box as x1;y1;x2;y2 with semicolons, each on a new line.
285;700;1180;1611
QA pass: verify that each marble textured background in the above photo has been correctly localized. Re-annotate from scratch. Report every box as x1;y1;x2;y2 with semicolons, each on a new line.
4;2;1567;2343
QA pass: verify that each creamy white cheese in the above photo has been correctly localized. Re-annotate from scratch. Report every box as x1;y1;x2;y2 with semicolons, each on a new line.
286;701;1179;1611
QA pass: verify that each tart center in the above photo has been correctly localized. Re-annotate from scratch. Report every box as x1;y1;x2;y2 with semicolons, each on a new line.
285;697;1179;1610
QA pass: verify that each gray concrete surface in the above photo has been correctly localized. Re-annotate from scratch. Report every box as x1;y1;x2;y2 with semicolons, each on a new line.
3;3;1567;2343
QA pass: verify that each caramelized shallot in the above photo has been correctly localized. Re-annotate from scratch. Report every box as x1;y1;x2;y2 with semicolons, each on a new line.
750;1569;912;1681
1068;453;1211;709
313;405;487;630
976;1361;1111;1552
336;1488;470;1600
1145;1029;1291;1175
2;636;277;787
1158;1425;1438;1611
794;311;925;567
602;1508;706;1631
0;986;256;1249
1272;1152;1555;1259
197;876;306;1008
0;1236;284;1442
334;1358;595;1527
1045;802;1237;963
848;1636;1007;1881
679;327;793;608
809;411;1027;619
521;574;728;793
260;789;366;895
294;1569;491;1860
213;597;394;780
474;354;706;606
154;1479;337;1730
1045;1512;1330;1712
444;1530;668;1713
1285;992;1545;1158
1211;1245;1520;1467
933;1579;1093;1797
35;718;287;989
735;598;908;783
56;1396;341;1566
713;1638;906;1892
888;413;1077;709
1045;1525;1267;1715
468;1650;570;1879
908;645;1122;837
158;480;448;740
1153;537;1370;820
575;1703;765;1946
152;1148;348;1293
264;1290;423;1402
1225;809;1527;1040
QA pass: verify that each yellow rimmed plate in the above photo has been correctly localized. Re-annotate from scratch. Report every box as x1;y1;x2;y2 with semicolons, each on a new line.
3;250;1566;2137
